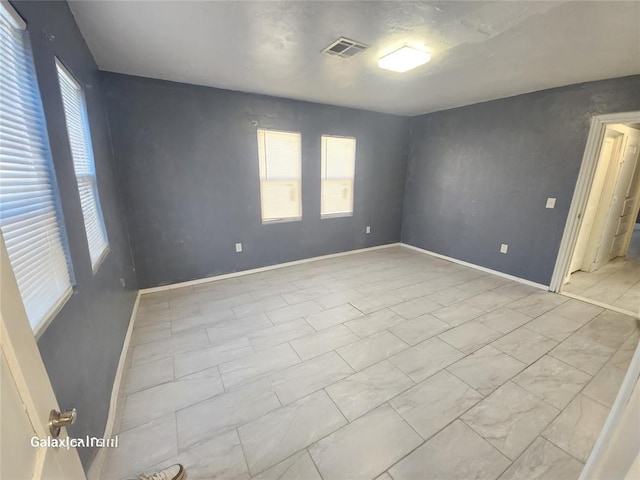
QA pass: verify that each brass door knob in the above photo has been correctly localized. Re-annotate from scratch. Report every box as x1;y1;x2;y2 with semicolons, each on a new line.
49;408;77;438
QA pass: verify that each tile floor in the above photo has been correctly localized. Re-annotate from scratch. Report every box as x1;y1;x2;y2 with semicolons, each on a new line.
564;226;640;314
100;246;640;480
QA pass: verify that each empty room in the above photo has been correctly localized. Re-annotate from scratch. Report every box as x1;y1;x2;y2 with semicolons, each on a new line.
1;1;640;480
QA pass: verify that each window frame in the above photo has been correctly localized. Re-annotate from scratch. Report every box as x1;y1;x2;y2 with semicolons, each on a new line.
0;2;75;336
55;57;110;273
256;128;303;224
320;134;357;219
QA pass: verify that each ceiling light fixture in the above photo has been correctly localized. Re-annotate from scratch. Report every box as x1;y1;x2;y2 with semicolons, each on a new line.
378;46;431;73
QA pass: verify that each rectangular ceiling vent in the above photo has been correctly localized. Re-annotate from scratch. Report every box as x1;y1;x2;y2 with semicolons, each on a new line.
322;37;368;59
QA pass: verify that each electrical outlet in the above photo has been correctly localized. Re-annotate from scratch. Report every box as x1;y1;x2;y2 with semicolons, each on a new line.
365;226;371;234
546;197;556;209
235;243;242;253
500;244;509;254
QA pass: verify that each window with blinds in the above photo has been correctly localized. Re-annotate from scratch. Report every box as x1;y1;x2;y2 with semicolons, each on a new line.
0;4;74;332
257;129;302;222
56;59;109;270
321;135;356;217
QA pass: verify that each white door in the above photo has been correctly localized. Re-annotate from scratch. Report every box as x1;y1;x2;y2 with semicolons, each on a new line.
0;233;85;479
570;135;618;273
592;134;640;268
618;149;640;257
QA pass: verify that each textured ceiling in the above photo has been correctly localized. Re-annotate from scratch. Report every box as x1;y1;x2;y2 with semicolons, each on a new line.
69;1;640;115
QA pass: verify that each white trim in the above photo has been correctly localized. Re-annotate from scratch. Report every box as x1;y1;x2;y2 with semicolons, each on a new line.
560;291;640;320
580;336;640;479
551;115;603;291
0;1;26;30
400;243;550;290
321;212;354;220
140;243;401;294
87;292;141;480
33;286;73;340
262;216;302;225
550;111;640;292
91;245;111;276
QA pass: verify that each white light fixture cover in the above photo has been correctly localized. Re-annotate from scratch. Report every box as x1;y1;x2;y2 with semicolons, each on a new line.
378;46;431;73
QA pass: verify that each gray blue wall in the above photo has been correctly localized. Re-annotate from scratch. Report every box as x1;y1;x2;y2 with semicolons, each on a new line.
11;1;138;469
402;75;640;285
8;2;640;471
102;73;409;288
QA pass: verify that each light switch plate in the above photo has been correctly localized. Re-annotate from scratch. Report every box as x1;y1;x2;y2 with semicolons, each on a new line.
500;244;509;254
235;243;242;253
546;197;556;209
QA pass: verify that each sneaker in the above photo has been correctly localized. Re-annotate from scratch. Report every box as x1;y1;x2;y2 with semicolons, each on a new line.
134;463;185;480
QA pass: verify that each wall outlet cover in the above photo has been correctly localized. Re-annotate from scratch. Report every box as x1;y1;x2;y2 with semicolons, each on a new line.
546;197;556;209
235;243;242;253
500;244;509;254
366;226;371;234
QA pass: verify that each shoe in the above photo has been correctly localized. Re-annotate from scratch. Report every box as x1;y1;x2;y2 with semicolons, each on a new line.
134;463;185;480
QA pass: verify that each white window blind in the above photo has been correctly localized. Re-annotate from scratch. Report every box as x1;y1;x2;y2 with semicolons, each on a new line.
56;60;109;270
257;129;302;222
0;5;73;331
321;135;356;217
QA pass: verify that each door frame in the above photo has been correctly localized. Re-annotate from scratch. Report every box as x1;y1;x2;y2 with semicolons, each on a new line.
567;131;622;277
550;111;640;293
580;335;640;479
583;124;640;273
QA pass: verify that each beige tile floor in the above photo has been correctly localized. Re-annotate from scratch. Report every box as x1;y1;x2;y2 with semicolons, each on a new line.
100;246;640;480
564;226;640;314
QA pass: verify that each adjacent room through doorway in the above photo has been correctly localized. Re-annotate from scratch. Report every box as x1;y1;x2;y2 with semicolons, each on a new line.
561;121;640;316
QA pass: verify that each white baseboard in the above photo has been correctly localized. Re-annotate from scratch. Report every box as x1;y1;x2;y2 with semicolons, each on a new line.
400;243;550;291
140;243;401;295
87;291;141;480
89;243;399;475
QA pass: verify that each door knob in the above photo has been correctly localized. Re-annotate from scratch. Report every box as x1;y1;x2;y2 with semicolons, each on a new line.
49;408;77;438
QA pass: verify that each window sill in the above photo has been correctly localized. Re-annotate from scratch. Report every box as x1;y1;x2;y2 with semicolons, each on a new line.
321;212;353;219
262;217;302;225
33;286;73;339
91;246;111;274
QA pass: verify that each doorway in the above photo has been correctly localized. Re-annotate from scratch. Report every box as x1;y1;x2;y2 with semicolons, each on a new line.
551;113;640;318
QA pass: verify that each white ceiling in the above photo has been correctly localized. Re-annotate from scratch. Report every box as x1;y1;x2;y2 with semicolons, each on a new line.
69;1;640;116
